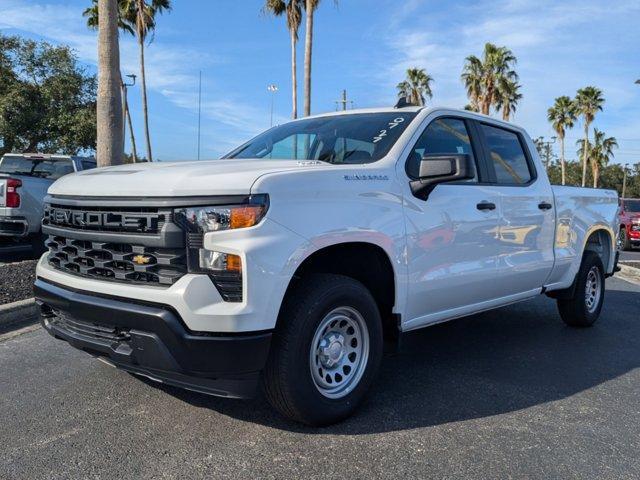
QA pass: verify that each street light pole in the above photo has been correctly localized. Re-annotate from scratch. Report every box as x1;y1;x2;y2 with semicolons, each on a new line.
267;84;278;127
121;74;137;162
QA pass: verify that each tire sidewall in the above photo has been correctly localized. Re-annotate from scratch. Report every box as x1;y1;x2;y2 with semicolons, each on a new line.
284;279;383;425
577;252;605;324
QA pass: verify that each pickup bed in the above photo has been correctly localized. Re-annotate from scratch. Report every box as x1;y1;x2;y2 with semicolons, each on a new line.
34;107;620;425
0;154;95;249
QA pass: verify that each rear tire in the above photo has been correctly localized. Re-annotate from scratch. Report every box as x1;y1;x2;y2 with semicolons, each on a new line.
557;251;605;328
262;274;383;426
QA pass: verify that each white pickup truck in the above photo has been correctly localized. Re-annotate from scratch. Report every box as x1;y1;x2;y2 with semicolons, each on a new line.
34;107;620;425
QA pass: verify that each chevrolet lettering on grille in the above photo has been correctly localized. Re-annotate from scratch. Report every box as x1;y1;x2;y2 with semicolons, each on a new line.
45;206;160;232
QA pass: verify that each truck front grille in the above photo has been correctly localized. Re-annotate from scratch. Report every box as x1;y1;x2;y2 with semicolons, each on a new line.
43;204;168;234
46;235;186;285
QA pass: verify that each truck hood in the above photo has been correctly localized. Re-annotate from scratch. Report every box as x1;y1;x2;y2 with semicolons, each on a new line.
48;159;323;198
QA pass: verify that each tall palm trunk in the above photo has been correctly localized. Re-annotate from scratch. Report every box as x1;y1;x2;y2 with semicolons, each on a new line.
593;162;599;188
96;0;123;167
502;102;510;121
290;31;298;119
581;122;589;187
303;0;313;117
138;34;152;162
559;135;566;186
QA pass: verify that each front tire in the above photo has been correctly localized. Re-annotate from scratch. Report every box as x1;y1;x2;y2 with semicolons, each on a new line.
262;274;383;426
557;251;605;328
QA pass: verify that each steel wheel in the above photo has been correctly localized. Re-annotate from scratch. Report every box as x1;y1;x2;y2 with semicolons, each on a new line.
309;306;370;399
584;266;602;313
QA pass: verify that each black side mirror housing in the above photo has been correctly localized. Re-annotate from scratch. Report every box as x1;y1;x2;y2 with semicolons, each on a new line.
410;154;474;199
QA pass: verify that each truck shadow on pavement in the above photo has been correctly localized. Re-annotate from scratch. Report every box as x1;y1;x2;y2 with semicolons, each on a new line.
144;284;640;434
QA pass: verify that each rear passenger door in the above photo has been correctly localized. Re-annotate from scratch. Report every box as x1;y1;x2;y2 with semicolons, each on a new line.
476;122;555;296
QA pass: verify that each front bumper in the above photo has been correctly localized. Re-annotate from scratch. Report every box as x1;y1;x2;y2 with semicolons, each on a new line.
0;216;28;237
34;278;272;398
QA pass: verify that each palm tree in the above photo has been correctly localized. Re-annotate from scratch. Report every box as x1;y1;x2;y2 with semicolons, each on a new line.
126;0;171;162
396;68;434;106
264;0;302;119
590;129;618;188
547;96;577;185
461;43;518;115
302;0;319;117
495;77;522;121
575;86;604;187
461;56;483;112
86;0;171;161
96;0;124;166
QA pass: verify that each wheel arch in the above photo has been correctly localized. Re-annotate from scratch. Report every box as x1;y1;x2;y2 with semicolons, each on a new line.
277;241;401;339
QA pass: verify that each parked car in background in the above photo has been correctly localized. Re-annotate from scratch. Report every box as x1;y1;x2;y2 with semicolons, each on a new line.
619;198;640;250
34;108;620;425
0;154;96;251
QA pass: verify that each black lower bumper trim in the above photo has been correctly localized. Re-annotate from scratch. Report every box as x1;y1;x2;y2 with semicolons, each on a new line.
34;278;272;398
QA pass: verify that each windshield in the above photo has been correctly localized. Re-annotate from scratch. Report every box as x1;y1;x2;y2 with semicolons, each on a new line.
226;112;417;164
0;156;74;180
625;200;640;212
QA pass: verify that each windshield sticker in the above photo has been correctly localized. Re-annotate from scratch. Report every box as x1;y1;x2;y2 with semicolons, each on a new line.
373;117;406;143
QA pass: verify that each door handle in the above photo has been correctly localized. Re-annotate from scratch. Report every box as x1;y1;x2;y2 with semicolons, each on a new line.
476;201;496;211
538;202;553;211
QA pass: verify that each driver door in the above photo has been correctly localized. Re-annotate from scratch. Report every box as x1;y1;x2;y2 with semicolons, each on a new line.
401;116;503;331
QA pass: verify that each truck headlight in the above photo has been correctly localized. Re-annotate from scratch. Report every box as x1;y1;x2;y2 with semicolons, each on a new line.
177;196;268;233
174;195;269;302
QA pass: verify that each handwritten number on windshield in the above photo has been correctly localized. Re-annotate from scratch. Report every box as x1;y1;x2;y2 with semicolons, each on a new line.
373;117;405;143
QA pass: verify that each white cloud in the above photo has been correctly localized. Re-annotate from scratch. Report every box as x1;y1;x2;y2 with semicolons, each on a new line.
378;0;640;163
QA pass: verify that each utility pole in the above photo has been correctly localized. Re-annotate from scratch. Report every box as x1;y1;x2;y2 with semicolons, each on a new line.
268;84;278;127
622;163;629;198
535;136;556;171
335;89;353;111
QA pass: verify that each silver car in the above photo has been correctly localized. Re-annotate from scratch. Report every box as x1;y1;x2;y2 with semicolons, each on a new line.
0;154;96;251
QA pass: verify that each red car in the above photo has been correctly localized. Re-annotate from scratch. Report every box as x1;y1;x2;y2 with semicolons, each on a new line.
619;198;640;250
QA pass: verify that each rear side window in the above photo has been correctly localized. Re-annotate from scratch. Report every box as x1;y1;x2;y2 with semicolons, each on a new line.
406;117;476;180
0;156;74;180
481;125;532;184
81;160;97;170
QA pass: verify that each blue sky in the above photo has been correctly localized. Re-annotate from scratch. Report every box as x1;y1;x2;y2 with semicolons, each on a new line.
1;0;640;164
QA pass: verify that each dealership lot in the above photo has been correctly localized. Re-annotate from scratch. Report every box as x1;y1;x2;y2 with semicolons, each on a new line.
1;276;639;479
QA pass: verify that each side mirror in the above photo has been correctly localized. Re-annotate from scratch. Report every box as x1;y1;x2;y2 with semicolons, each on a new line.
410;154;474;199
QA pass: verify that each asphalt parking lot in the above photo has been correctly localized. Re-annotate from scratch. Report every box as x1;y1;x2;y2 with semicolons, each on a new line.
1;276;639;479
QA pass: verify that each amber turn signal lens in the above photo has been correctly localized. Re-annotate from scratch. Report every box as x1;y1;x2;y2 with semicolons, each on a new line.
226;254;242;272
230;205;265;229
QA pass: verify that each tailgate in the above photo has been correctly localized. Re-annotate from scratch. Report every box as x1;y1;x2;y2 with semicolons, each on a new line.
0;177;6;207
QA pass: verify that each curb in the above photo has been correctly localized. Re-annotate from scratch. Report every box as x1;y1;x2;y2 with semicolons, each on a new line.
618;263;640;286
0;298;39;331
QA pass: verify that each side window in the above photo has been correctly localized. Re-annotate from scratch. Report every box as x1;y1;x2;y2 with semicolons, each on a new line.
481;124;532;184
406;118;477;180
81;160;97;170
32;160;74;180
